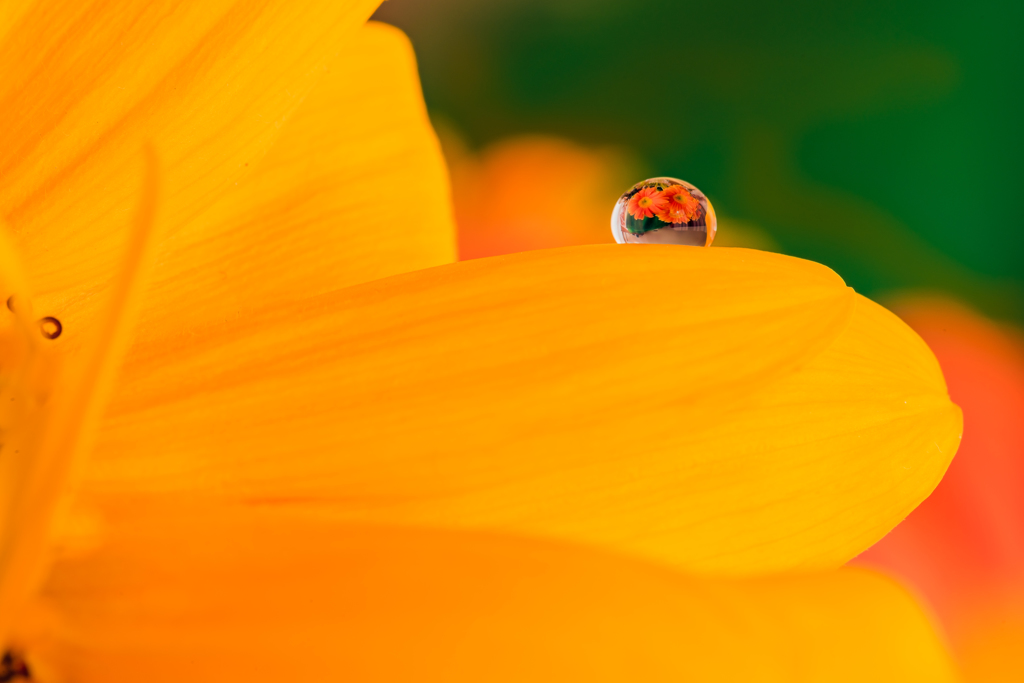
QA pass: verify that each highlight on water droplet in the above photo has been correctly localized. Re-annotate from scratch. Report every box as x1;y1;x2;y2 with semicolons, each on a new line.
611;177;717;246
38;316;62;340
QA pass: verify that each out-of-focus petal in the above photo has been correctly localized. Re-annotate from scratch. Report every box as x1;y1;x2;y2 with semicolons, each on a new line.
448;135;630;259
86;246;959;575
446;133;776;259
856;297;1024;677
957;589;1024;683
132;21;456;349
18;500;957;682
0;0;381;354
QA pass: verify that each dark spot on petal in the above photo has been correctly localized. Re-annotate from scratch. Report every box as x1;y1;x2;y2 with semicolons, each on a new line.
0;650;31;681
38;316;62;340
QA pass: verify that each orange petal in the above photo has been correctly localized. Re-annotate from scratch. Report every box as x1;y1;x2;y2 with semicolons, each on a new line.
0;154;158;644
18;502;957;682
957;588;1024;683
855;297;1024;675
858;299;1024;607
0;0;381;355
133;22;455;349
449;135;631;259
87;246;959;575
0;223;48;568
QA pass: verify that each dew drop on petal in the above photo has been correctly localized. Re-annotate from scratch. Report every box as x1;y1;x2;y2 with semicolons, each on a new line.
38;316;62;340
611;177;717;246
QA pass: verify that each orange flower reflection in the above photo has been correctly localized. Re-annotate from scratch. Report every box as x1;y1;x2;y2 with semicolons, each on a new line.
658;184;701;223
626;186;667;220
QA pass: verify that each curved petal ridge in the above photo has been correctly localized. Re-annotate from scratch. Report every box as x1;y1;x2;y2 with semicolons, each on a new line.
0;153;160;643
0;0;381;355
19;505;958;683
131;22;456;350
83;246;950;576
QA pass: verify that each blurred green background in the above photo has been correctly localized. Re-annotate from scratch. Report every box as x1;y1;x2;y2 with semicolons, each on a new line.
374;0;1023;321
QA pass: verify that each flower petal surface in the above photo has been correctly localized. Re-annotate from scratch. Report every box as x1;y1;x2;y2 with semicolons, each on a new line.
0;0;382;354
0;164;158;643
133;21;455;347
855;298;1024;679
20;502;957;683
88;246;959;574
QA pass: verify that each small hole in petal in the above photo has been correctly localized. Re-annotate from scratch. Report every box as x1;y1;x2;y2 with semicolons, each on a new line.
38;316;62;340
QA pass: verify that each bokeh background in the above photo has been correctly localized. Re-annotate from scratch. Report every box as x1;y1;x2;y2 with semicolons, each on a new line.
374;1;1023;679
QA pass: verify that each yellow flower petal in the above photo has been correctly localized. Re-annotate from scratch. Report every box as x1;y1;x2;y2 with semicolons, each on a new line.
0;0;381;354
133;21;455;349
0;157;158;644
19;503;957;682
87;246;959;574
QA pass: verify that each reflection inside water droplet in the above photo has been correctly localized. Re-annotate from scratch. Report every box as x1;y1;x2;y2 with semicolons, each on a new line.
611;177;717;246
38;316;62;340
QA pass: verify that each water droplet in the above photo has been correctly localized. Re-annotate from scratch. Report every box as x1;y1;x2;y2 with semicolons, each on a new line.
6;295;15;312
38;316;62;340
611;177;717;246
